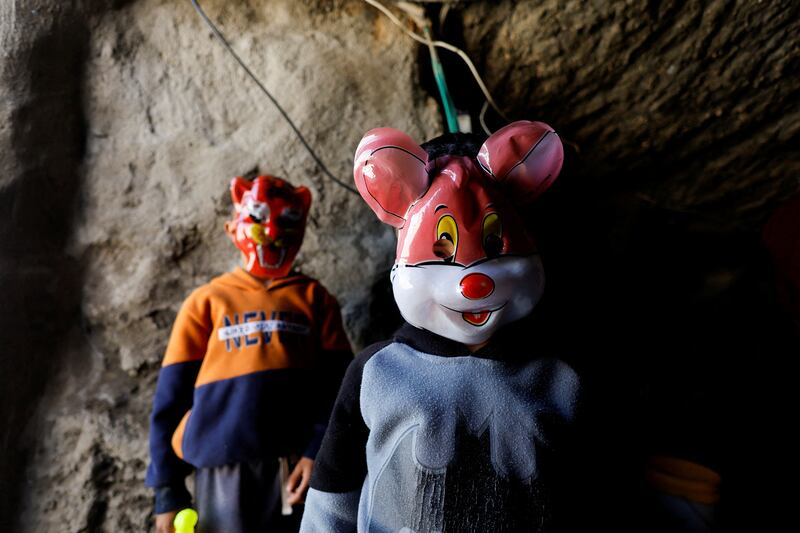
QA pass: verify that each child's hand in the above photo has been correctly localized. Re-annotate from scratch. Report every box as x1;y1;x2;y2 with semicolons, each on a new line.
285;457;314;505
155;510;177;533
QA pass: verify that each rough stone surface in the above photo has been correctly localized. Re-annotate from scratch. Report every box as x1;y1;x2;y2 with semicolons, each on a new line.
1;2;88;530
455;0;799;227
1;0;797;531
10;1;438;531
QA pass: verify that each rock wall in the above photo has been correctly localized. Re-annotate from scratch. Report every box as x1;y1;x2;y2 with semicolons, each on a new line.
0;2;88;530
455;0;799;226
1;0;797;531
8;1;437;530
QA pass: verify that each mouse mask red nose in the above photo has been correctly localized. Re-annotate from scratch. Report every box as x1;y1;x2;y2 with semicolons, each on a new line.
460;273;495;300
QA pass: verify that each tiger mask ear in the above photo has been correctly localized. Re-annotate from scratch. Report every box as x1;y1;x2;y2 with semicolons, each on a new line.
294;185;312;215
230;176;253;208
477;120;564;203
353;128;430;228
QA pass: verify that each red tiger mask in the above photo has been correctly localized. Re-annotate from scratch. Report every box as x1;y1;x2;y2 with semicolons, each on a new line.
225;175;311;279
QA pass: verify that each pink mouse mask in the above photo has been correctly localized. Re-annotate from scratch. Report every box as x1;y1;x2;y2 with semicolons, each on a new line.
354;121;564;345
225;175;311;279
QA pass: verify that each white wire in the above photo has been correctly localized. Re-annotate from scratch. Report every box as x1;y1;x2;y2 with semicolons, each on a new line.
364;0;428;44
363;0;510;123
479;100;491;135
433;40;510;122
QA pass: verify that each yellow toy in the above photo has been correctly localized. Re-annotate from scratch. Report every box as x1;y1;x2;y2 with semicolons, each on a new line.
173;508;198;533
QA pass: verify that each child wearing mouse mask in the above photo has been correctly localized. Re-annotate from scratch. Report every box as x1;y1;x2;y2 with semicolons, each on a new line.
300;122;583;532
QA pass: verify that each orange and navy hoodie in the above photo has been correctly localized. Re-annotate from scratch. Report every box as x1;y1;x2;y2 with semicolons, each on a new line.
145;268;352;513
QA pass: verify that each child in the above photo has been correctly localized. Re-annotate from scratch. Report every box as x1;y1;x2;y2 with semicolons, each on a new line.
301;123;582;531
146;175;352;533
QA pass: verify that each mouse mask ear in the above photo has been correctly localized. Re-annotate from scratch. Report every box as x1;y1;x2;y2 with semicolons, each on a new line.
477;120;564;203
353;128;430;228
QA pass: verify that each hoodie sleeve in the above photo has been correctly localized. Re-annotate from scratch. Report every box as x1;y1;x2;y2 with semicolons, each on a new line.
302;283;354;460
145;288;210;513
300;342;388;533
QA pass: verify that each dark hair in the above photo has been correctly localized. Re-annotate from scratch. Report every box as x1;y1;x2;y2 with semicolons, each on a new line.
420;132;488;160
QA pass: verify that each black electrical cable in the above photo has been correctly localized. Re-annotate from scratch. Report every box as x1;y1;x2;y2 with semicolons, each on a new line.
190;0;358;195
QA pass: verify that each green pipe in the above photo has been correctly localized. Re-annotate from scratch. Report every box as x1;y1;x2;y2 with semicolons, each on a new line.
425;27;459;133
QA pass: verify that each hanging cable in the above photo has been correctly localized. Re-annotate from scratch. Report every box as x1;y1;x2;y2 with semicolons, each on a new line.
479;100;491;135
424;26;460;133
190;0;358;195
367;2;582;153
363;0;510;125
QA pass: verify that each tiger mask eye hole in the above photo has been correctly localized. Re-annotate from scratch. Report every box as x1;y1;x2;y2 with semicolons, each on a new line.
433;237;455;261
281;207;303;223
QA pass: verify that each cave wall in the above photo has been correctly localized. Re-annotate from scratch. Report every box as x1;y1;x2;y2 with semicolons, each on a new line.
456;0;799;224
1;0;797;531
0;2;88;529
8;1;438;530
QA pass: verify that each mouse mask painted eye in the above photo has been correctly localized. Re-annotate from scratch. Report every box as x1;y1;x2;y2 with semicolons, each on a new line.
225;175;312;279
433;215;458;261
482;213;503;258
354;122;563;344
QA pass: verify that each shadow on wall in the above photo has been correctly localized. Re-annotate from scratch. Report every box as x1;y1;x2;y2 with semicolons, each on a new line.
0;7;89;530
521;145;797;531
361;270;404;348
